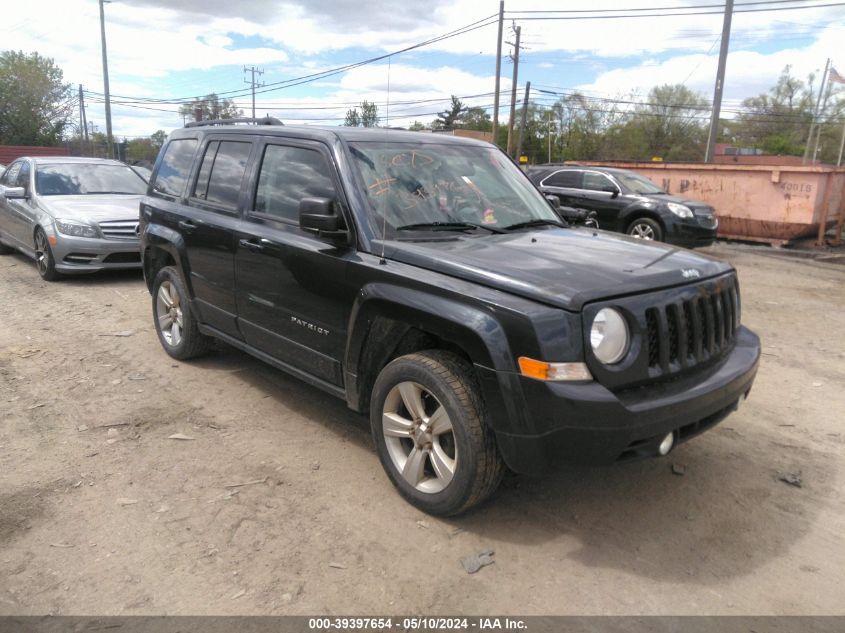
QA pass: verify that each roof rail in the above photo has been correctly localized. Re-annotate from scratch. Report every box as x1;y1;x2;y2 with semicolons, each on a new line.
185;116;283;128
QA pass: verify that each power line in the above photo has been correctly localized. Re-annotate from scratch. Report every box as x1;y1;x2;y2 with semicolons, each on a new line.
82;14;498;105
507;0;823;14
506;2;845;20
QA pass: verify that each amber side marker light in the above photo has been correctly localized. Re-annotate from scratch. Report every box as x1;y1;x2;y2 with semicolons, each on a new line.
518;356;593;382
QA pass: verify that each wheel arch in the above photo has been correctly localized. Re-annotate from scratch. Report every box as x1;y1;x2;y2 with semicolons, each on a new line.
344;284;513;418
142;223;190;294
621;209;666;234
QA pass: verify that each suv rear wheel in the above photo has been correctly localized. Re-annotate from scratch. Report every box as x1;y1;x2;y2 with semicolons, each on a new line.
370;350;504;516
152;266;211;360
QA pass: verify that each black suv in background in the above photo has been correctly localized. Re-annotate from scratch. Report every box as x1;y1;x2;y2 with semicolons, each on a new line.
527;165;718;248
140;121;759;516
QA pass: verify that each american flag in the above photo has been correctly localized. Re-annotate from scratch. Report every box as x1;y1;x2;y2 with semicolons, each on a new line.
830;67;845;85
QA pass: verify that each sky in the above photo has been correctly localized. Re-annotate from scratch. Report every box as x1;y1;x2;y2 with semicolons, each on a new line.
3;0;844;137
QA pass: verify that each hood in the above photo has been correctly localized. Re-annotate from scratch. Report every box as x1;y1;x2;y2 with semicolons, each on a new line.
383;228;730;311
38;195;143;223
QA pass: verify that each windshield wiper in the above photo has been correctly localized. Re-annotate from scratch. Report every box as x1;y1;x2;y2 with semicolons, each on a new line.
396;221;505;234
503;218;568;231
86;191;140;195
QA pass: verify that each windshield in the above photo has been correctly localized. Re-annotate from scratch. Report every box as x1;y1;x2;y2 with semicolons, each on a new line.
348;141;560;237
613;171;665;195
35;163;148;196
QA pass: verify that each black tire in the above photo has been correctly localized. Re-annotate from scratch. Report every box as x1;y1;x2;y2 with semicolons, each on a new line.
627;217;663;242
34;228;61;281
370;350;505;516
152;265;212;360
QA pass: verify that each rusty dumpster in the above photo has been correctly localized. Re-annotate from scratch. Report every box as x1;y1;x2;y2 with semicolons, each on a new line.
576;162;845;247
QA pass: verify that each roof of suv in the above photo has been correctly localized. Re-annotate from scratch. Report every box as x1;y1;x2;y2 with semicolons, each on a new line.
169;124;492;147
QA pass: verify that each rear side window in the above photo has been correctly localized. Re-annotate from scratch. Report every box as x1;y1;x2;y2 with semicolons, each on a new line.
254;144;337;223
544;170;581;188
152;139;197;198
193;141;251;210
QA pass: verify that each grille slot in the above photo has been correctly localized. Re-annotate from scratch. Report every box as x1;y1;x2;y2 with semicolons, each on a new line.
645;278;738;378
646;309;660;368
99;220;139;240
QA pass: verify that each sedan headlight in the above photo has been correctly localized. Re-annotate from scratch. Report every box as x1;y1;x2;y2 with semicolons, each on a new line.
55;218;100;238
590;308;630;364
666;202;694;219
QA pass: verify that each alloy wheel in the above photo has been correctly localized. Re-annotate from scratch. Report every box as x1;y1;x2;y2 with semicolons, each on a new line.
630;223;656;240
156;280;184;346
35;231;50;275
382;381;457;494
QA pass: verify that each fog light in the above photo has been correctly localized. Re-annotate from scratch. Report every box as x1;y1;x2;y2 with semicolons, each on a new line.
658;432;675;456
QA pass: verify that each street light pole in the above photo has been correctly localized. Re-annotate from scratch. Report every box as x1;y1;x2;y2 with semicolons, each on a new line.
99;0;114;159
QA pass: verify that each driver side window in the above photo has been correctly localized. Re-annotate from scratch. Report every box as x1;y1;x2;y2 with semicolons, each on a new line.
253;144;337;224
582;172;614;192
2;162;21;186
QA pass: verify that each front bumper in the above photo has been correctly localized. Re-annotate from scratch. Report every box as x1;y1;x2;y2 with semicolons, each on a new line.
665;216;718;248
479;326;760;474
52;234;142;273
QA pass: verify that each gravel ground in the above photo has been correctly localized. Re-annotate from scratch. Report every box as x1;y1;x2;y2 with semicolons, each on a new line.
0;243;843;616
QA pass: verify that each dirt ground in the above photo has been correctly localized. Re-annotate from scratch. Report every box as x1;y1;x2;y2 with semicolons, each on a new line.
0;243;843;616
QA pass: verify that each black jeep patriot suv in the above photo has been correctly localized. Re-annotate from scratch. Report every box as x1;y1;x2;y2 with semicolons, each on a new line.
140;121;760;516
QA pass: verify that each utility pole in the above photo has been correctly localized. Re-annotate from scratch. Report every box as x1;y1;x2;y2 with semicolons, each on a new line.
804;58;830;164
516;82;531;162
811;71;833;164
78;84;85;153
98;0;114;159
244;66;264;120
704;0;733;163
548;110;552;163
491;1;505;145
80;90;89;144
506;25;521;157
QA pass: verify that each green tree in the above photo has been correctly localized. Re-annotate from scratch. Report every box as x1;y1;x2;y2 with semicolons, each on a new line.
0;50;73;145
435;95;466;129
731;66;821;157
407;120;427;131
621;84;710;161
344;100;379;127
460;107;491;132
178;93;242;122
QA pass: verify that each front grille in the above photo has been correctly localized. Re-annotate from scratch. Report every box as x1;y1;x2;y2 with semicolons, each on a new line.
99;220;139;240
647;280;737;373
585;273;740;390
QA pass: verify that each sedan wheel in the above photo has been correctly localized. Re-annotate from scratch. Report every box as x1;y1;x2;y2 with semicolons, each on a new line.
34;229;60;281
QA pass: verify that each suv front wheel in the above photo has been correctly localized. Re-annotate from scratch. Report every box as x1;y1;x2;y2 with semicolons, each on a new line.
152;266;211;360
370;350;505;516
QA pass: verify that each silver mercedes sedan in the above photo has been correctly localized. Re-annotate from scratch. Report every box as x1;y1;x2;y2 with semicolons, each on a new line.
0;157;147;280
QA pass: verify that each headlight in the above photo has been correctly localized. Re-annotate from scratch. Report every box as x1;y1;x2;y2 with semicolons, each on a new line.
666;202;693;219
55;219;100;238
590;308;630;364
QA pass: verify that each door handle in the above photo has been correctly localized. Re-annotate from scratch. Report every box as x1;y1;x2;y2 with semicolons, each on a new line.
178;220;198;233
238;238;265;252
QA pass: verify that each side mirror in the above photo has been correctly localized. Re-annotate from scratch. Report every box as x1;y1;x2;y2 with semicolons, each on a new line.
545;194;561;210
299;197;349;241
602;185;620;199
2;186;28;200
